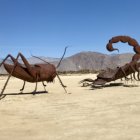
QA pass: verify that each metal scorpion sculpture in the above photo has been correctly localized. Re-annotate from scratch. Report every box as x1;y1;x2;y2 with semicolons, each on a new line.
80;36;140;87
0;47;68;97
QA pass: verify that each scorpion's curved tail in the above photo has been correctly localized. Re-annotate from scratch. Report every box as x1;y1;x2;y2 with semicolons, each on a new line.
106;36;140;54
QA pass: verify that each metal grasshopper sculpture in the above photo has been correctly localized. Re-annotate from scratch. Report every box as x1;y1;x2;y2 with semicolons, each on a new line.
80;36;140;87
0;47;68;97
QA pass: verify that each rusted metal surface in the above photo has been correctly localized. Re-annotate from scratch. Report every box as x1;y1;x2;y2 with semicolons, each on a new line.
80;36;140;87
80;61;140;86
106;35;140;61
0;47;68;96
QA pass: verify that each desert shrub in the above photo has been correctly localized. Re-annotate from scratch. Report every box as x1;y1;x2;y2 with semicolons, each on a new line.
57;69;98;75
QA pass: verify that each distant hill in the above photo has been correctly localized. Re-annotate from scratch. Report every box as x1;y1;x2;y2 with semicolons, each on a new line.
0;51;134;74
27;56;60;64
56;51;134;71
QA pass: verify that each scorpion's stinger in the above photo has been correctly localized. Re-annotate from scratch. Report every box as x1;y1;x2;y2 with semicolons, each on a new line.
106;43;119;52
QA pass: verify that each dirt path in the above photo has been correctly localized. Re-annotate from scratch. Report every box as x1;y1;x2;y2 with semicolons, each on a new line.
0;74;140;140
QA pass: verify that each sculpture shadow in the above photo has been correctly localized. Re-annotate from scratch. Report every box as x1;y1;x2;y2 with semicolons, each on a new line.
0;91;48;100
89;82;139;90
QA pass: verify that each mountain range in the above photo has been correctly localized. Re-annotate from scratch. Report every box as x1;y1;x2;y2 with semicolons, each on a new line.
0;51;134;74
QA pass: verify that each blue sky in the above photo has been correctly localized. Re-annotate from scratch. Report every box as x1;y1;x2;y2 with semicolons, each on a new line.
0;0;140;58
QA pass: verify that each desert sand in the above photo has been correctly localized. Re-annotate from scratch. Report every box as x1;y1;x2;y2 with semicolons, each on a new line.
0;74;140;140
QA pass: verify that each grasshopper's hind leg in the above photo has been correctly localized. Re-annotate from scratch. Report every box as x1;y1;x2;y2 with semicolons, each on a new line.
20;81;26;93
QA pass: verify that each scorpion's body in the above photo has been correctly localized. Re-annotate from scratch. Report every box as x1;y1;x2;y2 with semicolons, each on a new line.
92;61;140;85
80;36;140;87
80;61;140;86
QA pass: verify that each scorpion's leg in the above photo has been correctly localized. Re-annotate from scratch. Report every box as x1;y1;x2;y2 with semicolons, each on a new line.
130;74;133;82
119;67;130;81
129;63;140;81
119;67;131;85
128;64;138;81
119;63;138;81
134;64;140;81
79;78;95;84
135;63;140;81
137;70;140;81
129;64;139;85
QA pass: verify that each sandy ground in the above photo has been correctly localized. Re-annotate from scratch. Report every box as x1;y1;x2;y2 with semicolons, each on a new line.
0;74;140;140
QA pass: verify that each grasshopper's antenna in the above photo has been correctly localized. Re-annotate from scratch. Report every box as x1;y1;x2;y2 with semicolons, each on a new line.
56;46;69;68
